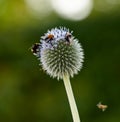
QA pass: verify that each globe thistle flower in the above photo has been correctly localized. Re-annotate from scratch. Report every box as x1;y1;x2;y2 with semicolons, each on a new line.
32;27;84;80
31;27;84;122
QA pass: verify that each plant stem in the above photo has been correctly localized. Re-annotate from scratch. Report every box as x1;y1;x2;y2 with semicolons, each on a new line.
63;74;81;122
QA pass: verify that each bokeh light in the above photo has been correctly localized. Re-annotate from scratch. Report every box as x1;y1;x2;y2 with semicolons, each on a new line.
50;0;93;21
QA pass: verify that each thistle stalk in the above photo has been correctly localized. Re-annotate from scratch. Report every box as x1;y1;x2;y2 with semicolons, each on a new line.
63;74;80;122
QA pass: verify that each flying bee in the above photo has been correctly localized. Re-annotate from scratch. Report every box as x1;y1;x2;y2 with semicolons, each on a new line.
65;32;72;44
31;43;40;56
97;102;108;112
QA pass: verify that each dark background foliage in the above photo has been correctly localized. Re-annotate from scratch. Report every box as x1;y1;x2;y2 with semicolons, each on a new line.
0;0;120;122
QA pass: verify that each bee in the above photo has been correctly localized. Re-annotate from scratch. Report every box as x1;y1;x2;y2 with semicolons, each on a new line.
45;34;54;42
30;43;40;56
44;34;54;47
65;32;72;44
97;102;108;112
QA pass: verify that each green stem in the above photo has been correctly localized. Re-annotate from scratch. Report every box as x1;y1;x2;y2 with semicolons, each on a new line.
63;74;81;122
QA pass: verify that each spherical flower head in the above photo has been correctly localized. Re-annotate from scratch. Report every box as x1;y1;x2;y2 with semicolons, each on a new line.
33;27;84;80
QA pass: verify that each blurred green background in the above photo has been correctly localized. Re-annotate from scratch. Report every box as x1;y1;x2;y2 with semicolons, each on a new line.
0;0;120;122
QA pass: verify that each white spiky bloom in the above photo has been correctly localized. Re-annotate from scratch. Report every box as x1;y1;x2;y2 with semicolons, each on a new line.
35;27;84;80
